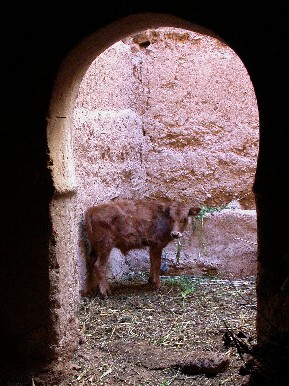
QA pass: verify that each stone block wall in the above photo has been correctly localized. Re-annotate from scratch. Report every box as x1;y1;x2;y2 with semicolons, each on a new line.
129;28;259;207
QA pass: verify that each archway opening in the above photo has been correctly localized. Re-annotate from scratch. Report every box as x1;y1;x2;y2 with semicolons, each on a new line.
47;14;259;382
73;26;259;294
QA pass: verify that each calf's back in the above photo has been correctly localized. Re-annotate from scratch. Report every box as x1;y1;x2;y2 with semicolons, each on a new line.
85;199;199;254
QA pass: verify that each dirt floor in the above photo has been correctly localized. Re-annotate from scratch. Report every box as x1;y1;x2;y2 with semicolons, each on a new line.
34;274;256;386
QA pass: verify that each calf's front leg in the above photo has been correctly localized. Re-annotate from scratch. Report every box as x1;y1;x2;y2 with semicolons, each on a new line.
148;246;162;289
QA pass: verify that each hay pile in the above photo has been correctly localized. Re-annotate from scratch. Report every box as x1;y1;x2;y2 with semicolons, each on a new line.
52;274;256;385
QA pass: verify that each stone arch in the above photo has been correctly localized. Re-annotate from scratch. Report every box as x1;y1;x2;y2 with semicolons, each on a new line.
46;13;258;360
47;14;203;193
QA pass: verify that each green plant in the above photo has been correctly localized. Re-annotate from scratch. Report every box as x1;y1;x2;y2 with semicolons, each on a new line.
174;238;182;263
192;204;228;256
164;276;199;298
159;371;180;385
197;204;228;220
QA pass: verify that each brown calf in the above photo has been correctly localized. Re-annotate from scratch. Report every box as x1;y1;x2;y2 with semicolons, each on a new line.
84;198;201;298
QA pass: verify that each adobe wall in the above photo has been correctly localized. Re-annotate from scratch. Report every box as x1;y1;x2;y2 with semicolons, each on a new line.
131;28;258;208
73;27;259;289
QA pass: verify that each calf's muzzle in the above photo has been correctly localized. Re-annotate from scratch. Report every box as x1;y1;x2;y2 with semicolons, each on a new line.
171;231;182;239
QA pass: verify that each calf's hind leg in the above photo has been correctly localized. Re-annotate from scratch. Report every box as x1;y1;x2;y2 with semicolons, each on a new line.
93;250;111;299
148;246;162;289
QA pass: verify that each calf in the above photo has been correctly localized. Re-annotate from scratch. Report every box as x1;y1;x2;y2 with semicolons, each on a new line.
84;198;201;298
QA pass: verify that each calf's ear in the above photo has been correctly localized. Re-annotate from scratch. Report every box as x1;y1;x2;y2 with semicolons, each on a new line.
157;204;171;217
164;206;171;217
188;207;201;216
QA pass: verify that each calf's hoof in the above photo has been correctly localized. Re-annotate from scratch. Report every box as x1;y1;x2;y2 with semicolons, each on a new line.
80;287;97;298
99;287;111;300
148;278;160;289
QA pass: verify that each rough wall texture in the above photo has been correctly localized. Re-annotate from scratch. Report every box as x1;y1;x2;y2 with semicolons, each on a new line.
73;27;259;290
49;194;80;358
74;109;146;207
133;29;258;207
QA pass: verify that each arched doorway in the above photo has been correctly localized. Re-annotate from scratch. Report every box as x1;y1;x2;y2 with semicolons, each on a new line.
47;13;259;367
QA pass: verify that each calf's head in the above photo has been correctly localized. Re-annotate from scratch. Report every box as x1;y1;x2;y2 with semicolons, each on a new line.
164;203;201;239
